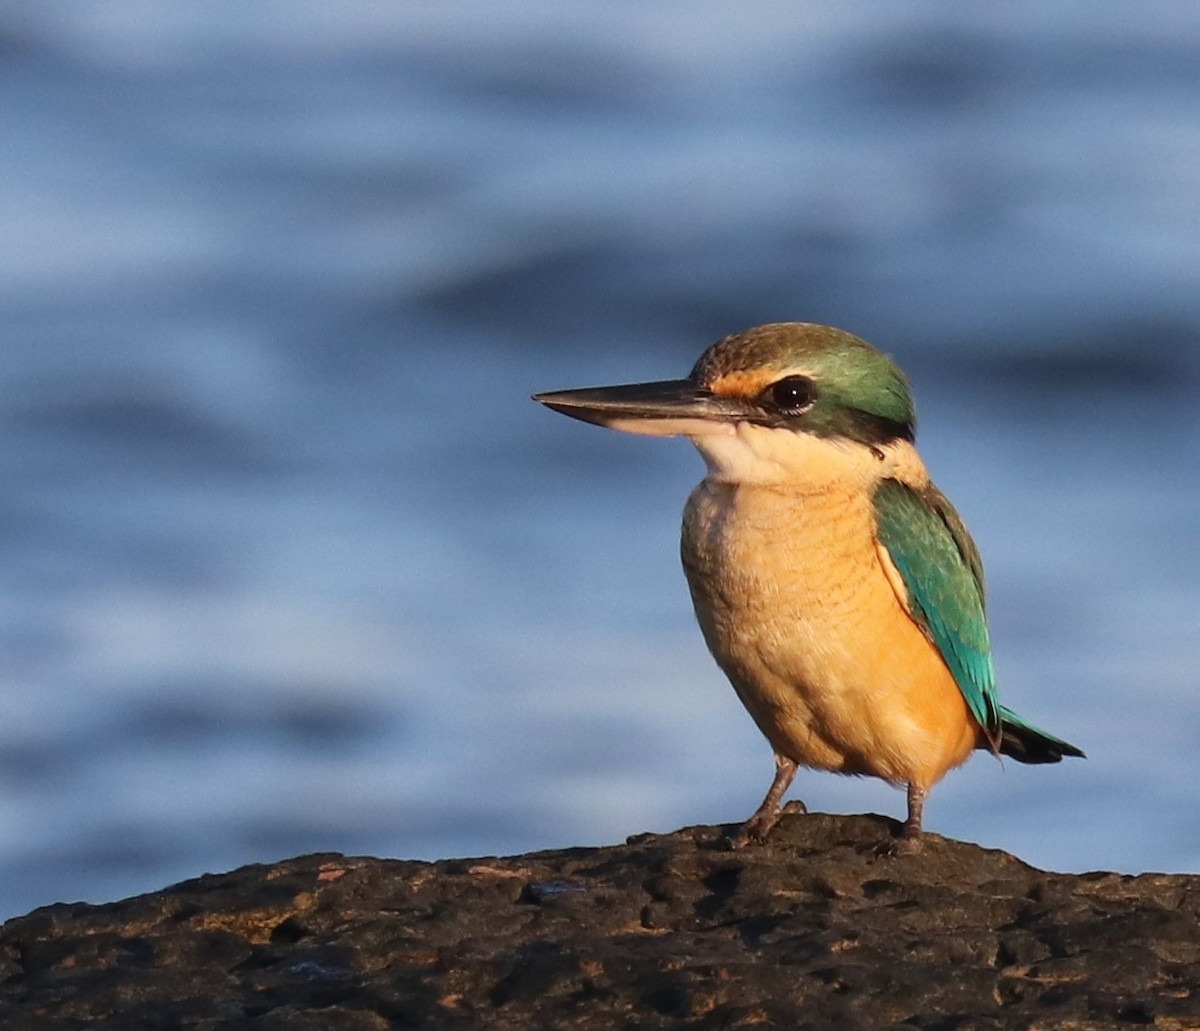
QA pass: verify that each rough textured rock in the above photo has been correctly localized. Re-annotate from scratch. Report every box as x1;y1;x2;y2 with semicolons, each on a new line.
1;813;1198;1029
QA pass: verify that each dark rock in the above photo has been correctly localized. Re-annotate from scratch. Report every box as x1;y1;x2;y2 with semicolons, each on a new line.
1;814;1198;1029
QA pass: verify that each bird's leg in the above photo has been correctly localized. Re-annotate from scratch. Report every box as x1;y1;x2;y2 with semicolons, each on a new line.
902;782;926;841
731;754;804;847
878;781;927;855
872;782;926;857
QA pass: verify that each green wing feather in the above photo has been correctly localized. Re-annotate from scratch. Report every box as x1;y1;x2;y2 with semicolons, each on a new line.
872;478;1002;746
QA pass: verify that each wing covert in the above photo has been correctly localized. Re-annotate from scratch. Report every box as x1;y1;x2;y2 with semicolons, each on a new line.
872;478;1001;745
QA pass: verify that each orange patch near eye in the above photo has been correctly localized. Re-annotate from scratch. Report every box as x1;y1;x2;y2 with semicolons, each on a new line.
707;369;780;399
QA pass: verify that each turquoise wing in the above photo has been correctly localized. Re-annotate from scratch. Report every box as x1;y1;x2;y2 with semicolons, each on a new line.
872;478;1001;745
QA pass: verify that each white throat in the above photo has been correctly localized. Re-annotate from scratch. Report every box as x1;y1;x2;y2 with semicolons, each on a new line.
689;422;927;492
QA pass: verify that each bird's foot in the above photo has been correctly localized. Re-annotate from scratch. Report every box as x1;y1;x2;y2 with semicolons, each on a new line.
871;829;923;858
728;754;803;848
730;799;807;848
872;785;925;857
867;782;926;856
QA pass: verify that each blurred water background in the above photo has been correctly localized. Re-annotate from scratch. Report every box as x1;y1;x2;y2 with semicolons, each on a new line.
0;1;1197;919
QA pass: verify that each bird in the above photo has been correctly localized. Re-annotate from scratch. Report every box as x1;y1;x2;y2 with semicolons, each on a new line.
532;322;1083;850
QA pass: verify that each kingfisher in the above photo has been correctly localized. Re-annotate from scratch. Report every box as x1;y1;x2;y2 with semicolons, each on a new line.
533;322;1083;849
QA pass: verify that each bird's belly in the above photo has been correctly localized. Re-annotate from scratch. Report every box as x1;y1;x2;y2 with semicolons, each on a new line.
682;481;977;788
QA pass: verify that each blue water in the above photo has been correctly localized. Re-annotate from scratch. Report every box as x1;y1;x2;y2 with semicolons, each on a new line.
0;2;1197;919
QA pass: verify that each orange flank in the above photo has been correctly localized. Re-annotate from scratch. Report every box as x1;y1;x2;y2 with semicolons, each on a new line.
682;473;978;796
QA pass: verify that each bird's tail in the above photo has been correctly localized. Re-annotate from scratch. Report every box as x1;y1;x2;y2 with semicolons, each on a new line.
996;706;1085;764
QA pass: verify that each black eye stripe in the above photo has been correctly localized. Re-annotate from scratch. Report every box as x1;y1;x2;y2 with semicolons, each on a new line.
763;375;816;413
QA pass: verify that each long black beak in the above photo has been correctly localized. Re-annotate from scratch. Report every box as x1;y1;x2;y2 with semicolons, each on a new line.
532;379;747;431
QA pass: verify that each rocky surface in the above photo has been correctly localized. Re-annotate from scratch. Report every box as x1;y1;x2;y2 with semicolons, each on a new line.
0;812;1197;1029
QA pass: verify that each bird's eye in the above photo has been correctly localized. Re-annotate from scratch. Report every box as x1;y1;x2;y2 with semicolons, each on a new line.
766;375;816;413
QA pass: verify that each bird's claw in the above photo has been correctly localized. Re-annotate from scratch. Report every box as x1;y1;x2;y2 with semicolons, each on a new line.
871;826;923;858
729;799;807;848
